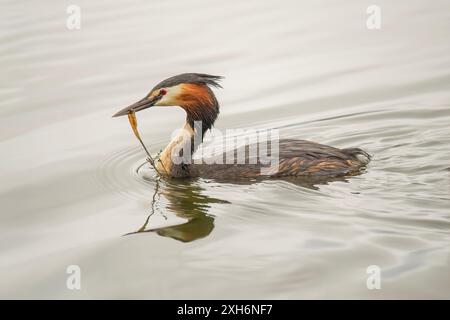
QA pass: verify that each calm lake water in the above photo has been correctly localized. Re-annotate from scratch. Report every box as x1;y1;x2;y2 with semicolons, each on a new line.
1;0;449;299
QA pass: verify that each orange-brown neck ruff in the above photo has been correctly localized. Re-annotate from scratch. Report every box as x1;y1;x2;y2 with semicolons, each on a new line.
178;84;219;137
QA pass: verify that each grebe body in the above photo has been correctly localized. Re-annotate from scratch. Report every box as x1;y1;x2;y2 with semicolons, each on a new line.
113;73;370;180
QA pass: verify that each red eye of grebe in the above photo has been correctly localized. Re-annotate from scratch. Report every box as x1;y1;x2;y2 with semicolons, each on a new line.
159;88;167;95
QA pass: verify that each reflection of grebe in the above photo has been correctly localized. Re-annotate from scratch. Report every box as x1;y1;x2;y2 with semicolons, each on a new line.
114;73;370;179
125;180;228;242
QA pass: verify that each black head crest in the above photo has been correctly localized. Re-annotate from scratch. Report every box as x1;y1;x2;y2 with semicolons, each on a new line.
152;73;223;91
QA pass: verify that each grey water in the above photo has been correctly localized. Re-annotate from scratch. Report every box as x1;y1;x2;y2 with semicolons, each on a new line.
0;0;449;298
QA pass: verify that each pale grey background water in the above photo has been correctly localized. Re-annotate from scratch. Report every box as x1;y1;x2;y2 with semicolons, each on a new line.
0;0;449;299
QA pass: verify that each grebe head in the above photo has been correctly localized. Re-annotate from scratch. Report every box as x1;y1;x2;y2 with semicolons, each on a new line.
113;73;222;131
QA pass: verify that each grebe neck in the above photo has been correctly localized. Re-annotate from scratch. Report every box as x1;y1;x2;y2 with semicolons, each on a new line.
156;121;202;178
156;87;219;178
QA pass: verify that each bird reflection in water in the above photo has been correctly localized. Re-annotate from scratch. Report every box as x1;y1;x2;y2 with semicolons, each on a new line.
124;170;363;242
125;178;230;242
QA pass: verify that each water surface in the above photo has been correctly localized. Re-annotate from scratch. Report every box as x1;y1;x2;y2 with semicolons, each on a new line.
1;0;449;298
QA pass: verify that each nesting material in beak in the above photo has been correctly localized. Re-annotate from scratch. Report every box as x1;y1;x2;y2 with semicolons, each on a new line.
125;110;166;178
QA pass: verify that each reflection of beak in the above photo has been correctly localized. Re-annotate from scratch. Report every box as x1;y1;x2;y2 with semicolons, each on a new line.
112;95;160;117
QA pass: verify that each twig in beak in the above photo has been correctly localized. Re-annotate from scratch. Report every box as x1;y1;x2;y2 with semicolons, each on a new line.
127;110;165;177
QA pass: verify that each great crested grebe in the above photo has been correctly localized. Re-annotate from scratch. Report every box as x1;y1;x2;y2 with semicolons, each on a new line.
113;73;370;179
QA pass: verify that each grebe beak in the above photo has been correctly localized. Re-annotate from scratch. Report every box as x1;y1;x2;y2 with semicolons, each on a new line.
112;95;160;117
